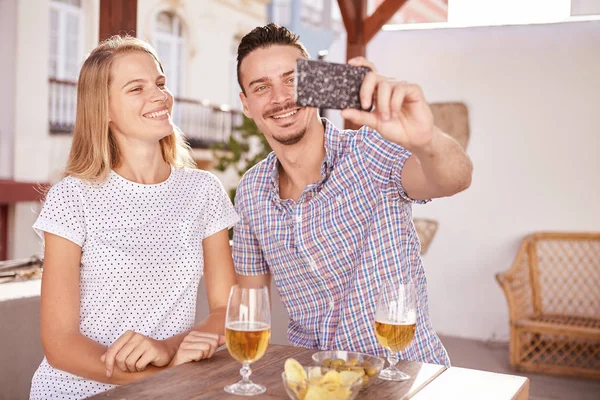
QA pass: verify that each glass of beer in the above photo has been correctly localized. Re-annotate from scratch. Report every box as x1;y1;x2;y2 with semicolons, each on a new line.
374;280;417;381
224;285;271;396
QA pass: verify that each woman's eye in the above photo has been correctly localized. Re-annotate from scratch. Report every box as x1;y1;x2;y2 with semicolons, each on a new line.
130;87;141;92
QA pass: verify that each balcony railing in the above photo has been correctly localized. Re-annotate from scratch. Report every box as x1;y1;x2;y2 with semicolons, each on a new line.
173;98;242;148
48;78;241;148
49;78;77;133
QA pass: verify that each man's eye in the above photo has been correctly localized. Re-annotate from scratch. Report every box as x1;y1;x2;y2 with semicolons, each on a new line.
157;83;166;88
130;87;141;92
286;77;295;83
255;86;267;92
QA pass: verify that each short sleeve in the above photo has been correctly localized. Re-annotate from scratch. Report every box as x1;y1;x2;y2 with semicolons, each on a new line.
33;178;87;249
232;179;269;276
201;173;239;239
361;126;429;204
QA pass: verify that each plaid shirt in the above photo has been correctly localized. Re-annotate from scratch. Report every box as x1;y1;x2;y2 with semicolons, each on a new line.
233;119;450;366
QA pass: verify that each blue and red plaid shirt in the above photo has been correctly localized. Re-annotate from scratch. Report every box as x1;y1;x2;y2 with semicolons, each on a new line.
233;119;450;366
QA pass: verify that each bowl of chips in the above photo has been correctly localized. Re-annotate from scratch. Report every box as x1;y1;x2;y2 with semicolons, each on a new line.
311;350;384;388
282;358;363;400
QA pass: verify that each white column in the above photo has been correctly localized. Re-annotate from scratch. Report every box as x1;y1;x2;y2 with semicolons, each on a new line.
12;0;51;259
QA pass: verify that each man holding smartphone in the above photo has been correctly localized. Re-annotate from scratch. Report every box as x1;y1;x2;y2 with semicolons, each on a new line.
232;23;472;366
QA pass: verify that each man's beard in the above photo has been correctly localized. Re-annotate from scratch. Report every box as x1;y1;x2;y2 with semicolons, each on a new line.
273;127;306;146
264;101;306;146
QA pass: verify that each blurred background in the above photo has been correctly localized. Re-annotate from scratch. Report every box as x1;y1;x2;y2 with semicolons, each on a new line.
1;0;599;398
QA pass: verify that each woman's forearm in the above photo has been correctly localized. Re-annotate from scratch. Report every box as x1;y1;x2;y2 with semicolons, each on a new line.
45;331;164;385
193;307;227;335
160;307;227;357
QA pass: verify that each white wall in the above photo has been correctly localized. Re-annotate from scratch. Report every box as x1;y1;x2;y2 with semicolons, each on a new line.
0;0;18;180
571;0;600;16
328;21;600;341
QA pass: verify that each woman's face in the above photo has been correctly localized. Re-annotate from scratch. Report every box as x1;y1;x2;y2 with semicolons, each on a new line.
108;52;174;143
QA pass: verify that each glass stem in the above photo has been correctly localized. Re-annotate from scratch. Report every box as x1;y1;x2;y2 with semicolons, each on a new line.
240;362;252;384
387;353;399;371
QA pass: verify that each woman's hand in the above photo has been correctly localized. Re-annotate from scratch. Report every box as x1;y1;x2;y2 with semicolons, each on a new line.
101;330;176;377
170;331;226;366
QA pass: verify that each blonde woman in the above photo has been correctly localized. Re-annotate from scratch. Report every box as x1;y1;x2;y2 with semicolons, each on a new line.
30;36;238;399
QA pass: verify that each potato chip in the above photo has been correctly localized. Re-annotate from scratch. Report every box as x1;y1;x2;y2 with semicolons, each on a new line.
339;370;363;386
304;385;330;400
308;367;323;383
333;387;352;400
319;370;341;385
285;358;309;399
284;358;358;400
285;358;307;382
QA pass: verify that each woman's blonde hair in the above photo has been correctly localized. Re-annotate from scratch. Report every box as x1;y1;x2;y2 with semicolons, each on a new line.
64;35;196;181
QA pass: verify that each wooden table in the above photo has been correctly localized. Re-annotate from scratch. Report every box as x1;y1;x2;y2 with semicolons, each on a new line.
88;345;528;399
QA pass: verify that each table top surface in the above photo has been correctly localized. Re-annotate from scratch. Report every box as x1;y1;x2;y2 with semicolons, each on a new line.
88;344;528;400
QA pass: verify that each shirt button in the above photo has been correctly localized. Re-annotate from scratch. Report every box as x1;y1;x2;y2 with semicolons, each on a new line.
336;195;343;205
296;215;302;223
309;259;317;268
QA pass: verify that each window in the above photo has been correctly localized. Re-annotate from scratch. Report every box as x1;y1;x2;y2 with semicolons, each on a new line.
153;12;184;98
49;0;83;81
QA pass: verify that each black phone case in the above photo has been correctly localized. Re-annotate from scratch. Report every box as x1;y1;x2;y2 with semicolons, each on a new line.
294;59;371;110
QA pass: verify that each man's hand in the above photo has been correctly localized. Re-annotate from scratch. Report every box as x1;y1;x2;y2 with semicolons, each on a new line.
170;331;226;366
341;57;436;152
101;330;175;377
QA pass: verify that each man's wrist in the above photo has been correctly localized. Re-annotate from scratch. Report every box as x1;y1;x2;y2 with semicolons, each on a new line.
410;126;441;158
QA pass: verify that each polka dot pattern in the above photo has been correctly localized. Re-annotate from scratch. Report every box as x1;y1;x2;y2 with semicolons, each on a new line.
29;167;238;399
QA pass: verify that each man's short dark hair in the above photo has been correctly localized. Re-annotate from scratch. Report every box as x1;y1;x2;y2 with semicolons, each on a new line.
237;23;309;95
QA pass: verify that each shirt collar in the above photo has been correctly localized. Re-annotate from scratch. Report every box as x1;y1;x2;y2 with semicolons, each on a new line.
268;118;341;198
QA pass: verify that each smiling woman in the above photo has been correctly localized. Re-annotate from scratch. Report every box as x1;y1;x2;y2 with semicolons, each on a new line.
64;36;193;182
29;36;239;400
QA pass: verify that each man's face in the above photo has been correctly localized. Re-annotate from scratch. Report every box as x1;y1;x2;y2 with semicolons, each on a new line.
239;45;317;146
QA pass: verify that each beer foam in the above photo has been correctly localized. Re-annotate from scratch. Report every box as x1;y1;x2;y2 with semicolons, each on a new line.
375;309;417;325
226;321;270;331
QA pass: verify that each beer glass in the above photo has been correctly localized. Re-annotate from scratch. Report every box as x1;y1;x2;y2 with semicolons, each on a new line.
224;285;271;396
374;280;417;381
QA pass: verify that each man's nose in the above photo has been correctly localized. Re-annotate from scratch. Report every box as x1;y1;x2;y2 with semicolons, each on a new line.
271;83;292;104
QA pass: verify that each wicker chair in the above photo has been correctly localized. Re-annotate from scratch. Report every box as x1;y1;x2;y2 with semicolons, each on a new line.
496;232;600;379
413;218;438;255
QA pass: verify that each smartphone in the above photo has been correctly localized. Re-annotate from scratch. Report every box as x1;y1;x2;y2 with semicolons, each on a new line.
294;59;371;110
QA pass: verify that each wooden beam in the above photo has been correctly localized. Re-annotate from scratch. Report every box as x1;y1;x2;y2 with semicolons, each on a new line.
364;0;409;43
337;0;358;42
0;205;7;261
345;0;368;60
99;0;138;41
0;181;49;204
337;0;409;129
343;0;368;129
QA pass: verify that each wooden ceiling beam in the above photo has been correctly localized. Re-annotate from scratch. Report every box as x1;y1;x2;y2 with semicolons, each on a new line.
364;0;409;43
337;0;359;43
99;0;138;41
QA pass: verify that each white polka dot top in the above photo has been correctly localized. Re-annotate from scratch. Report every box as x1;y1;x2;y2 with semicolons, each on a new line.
29;167;238;400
